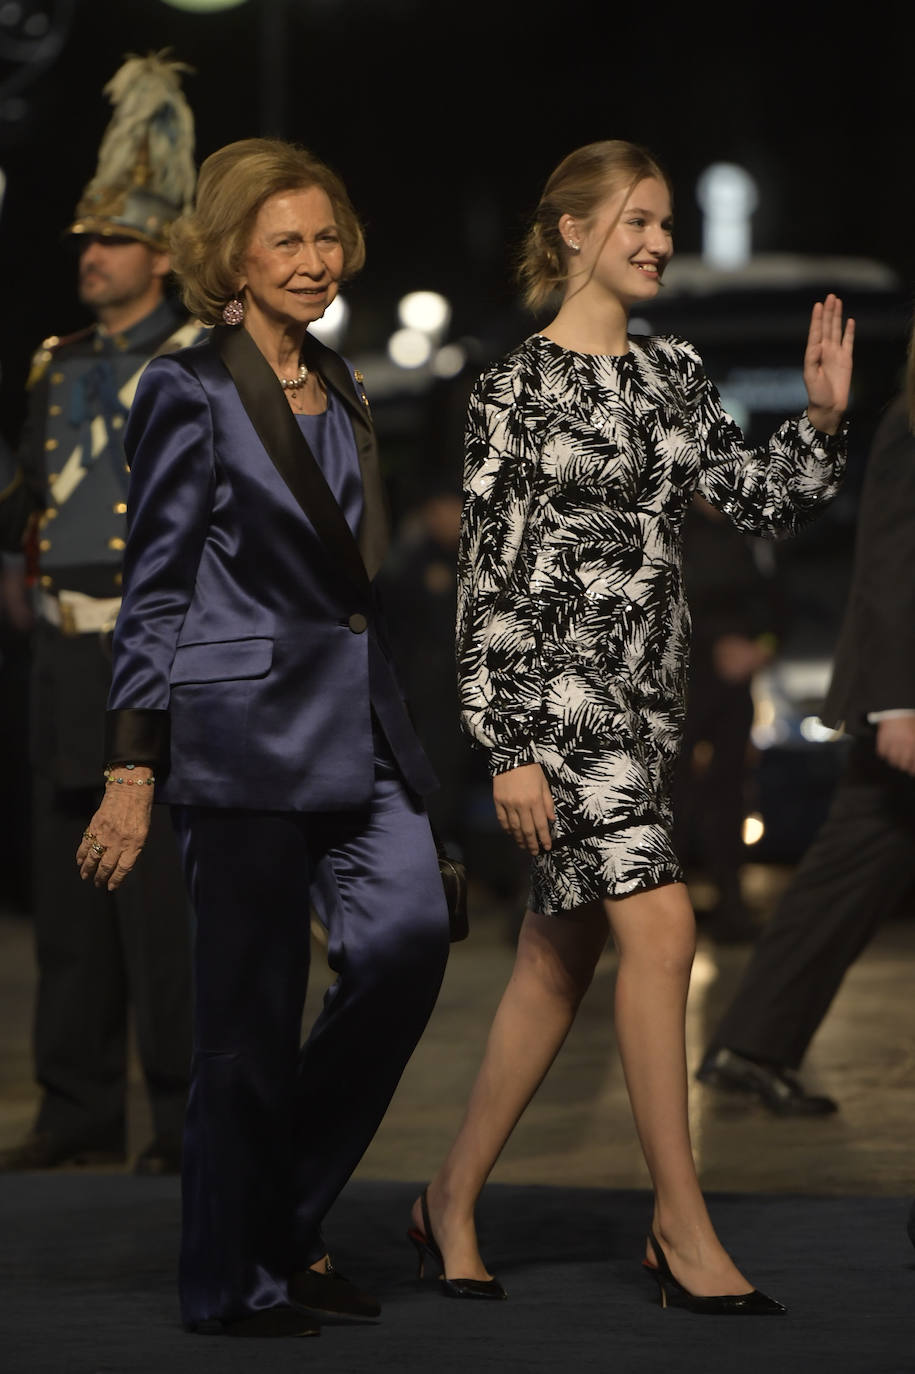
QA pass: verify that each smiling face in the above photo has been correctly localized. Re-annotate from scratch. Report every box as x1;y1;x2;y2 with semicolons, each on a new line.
237;185;344;333
565;175;673;310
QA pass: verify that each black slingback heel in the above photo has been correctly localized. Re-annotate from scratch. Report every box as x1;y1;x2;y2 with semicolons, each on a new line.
407;1188;507;1301
644;1229;785;1315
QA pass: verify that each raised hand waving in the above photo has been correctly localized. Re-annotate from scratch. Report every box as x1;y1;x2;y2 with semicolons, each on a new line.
803;293;855;434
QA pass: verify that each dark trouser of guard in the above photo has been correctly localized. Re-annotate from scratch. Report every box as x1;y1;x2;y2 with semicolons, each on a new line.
705;737;915;1069
171;750;450;1328
32;777;193;1153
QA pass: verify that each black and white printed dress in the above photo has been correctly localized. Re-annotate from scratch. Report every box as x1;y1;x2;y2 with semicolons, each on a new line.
457;333;846;915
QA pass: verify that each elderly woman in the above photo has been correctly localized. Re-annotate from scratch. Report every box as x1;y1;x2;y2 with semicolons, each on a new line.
76;139;450;1339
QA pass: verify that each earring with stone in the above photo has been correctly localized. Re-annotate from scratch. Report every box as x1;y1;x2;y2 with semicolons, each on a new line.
567;240;581;254
222;296;245;326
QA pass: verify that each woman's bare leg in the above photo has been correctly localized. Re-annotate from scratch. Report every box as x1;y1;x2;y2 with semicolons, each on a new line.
607;881;751;1295
414;904;608;1279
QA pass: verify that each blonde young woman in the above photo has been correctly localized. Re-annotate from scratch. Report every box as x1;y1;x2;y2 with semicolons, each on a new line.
409;140;853;1314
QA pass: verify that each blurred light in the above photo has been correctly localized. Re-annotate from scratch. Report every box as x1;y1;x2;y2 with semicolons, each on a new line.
397;290;451;338
800;715;836;744
696;163;758;269
388;328;432;369
307;293;349;349
716;390;749;431
742;813;765;846
689;947;717;990
159;0;247;10
432;343;467;378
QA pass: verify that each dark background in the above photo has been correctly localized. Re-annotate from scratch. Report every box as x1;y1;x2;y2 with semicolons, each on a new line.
1;0;914;428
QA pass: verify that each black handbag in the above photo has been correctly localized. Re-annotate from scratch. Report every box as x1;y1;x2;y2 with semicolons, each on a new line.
435;837;469;943
216;326;469;942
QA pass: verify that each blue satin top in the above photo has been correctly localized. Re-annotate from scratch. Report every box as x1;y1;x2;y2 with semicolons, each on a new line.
296;390;363;537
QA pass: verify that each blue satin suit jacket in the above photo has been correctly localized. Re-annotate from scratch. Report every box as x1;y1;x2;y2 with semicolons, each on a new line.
105;327;437;810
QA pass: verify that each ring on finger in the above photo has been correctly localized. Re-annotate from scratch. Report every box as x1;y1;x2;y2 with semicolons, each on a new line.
90;841;107;857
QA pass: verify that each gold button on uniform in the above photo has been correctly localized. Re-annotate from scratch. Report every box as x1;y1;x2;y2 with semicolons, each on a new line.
40;574;54;588
39;538;51;552
110;415;124;430
347;612;368;634
113;502;127;515
51;372;64;385
49;404;62;417
45;438;58;451
108;537;126;551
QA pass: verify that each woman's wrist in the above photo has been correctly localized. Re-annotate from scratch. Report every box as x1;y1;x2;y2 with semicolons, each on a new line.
104;762;156;787
805;403;843;436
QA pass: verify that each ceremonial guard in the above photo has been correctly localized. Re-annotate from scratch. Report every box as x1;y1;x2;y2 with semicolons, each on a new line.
0;55;202;1173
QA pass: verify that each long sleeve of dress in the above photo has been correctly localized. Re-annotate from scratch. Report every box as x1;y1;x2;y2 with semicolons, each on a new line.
457;369;546;775
668;337;846;537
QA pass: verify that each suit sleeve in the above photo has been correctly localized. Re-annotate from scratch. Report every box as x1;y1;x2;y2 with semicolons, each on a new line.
668;338;847;538
105;357;215;767
456;367;545;775
848;399;915;715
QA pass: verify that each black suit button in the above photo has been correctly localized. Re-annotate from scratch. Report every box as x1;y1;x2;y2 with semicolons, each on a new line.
348;612;368;634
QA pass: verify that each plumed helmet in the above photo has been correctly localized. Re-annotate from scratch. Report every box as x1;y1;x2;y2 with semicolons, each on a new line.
69;50;196;251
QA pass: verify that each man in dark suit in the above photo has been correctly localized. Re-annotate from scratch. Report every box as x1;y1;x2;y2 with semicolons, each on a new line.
0;55;200;1172
698;387;915;1114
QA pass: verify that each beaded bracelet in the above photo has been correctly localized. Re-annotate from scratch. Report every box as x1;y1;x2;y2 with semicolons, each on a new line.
104;762;156;787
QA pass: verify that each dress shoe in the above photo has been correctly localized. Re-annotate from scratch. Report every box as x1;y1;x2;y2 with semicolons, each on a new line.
697;1047;838;1116
289;1258;380;1322
133;1136;182;1176
644;1228;786;1315
0;1131;125;1171
189;1308;319;1337
407;1187;507;1300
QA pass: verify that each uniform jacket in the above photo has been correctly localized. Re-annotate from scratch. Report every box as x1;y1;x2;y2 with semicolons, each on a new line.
0;300;201;788
106;326;437;810
821;395;915;733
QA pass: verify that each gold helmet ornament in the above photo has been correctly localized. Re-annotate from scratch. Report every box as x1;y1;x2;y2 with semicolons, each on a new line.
69;51;196;251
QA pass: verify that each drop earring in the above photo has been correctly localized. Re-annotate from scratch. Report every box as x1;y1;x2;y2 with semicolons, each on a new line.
222;296;245;326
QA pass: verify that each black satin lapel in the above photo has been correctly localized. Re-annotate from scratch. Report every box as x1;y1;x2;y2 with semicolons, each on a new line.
215;326;369;596
302;335;391;580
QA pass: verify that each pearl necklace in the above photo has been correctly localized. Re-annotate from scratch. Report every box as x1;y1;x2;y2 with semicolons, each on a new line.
279;359;309;391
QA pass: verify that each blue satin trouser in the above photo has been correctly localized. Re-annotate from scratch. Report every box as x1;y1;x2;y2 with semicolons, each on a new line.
171;753;449;1326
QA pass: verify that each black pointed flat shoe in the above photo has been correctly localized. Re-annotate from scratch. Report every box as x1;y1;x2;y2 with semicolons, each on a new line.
289;1258;381;1322
644;1229;786;1315
407;1188;507;1300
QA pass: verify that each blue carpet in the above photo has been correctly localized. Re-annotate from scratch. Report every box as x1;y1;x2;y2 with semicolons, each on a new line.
0;1177;912;1374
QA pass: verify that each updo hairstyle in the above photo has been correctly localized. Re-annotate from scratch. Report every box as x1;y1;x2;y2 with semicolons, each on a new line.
518;140;671;312
169;138;366;326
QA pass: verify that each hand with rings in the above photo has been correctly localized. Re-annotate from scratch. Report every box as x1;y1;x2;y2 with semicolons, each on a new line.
76;781;153;890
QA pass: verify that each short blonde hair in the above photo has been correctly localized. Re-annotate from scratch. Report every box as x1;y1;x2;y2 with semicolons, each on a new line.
518;140;672;312
169;138;366;325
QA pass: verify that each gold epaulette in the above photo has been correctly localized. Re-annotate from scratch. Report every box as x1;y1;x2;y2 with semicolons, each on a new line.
26;326;95;389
